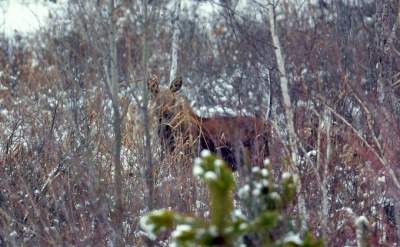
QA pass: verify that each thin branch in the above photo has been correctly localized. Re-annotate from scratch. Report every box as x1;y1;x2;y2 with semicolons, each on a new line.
320;99;400;192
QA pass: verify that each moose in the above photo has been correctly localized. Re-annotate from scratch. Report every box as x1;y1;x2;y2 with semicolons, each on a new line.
148;74;270;170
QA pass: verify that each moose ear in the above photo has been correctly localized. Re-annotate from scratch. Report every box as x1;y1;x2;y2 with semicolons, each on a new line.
169;77;183;93
147;74;160;95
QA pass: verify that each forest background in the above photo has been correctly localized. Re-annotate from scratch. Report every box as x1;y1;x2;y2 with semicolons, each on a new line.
0;0;400;246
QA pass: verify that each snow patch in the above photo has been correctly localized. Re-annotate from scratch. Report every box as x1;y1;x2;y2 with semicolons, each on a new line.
283;232;302;245
0;0;66;37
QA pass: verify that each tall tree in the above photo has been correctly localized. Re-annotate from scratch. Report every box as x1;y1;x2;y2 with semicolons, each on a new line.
142;0;154;213
169;0;181;81
103;0;124;245
267;1;307;232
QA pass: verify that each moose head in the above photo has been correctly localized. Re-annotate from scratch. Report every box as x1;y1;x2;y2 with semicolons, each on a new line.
147;74;190;152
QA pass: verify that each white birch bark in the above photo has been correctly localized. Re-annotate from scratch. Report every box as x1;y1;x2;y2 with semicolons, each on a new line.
356;216;369;247
169;0;181;81
267;3;308;232
267;5;297;164
141;0;155;215
105;0;123;245
395;199;400;243
321;109;332;238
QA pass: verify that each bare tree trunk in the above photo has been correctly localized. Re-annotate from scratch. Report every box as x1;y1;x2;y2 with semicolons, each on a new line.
141;3;156;246
169;0;181;81
267;2;308;232
356;216;369;247
321;109;332;239
267;3;297;165
375;0;399;138
104;0;124;245
142;0;154;212
375;0;394;106
375;2;400;241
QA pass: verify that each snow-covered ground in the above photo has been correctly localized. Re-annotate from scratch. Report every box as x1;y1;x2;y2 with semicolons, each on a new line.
0;0;66;37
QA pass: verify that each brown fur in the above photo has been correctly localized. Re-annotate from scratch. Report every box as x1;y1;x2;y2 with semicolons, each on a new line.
148;75;270;170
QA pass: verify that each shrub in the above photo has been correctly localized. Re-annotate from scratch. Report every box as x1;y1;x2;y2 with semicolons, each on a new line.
140;150;322;246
